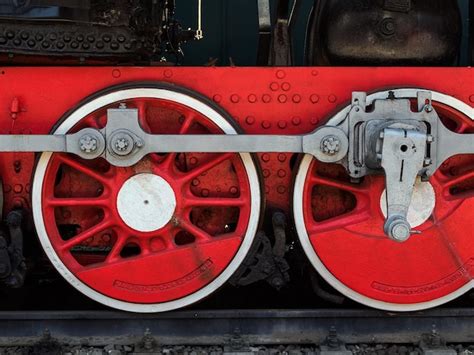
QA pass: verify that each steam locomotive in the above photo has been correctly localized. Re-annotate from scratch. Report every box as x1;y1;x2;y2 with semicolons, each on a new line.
0;0;472;313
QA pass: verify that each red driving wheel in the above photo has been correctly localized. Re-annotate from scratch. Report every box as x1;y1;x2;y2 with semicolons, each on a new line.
294;90;474;311
32;85;261;312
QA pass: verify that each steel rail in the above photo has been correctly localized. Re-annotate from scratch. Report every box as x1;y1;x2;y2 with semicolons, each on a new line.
0;308;473;346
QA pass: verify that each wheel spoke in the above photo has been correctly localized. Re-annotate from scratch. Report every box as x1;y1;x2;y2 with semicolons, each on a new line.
184;195;246;208
178;218;213;242
136;100;151;131
45;196;110;208
105;228;131;263
444;170;474;190
160;114;197;169
306;208;371;235
457;121;471;134
308;174;367;195
56;154;110;187
61;220;113;251
180;153;234;182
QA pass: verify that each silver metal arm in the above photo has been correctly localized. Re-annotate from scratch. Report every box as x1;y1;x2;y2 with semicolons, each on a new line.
0;91;472;242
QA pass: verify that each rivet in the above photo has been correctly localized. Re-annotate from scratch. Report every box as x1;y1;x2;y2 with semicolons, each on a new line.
13;199;23;209
292;117;301;126
281;82;291;91
278;153;287;162
248;94;257;103
213;94;222;103
102;234;111;243
201;189;210;197
278;95;287;103
25;184;31;193
277;185;286;194
245;116;255;125
270;82;279;91
328;95;337;103
470;95;474;103
112;69;121;78
3;185;11;193
85;237;93;245
216;187;222;193
230;186;239;194
230;94;240;103
276;70;286;79
164;69;173;78
310;117;319;125
278;169;287;178
292;94;301;103
13;184;22;193
310;94;320;104
264;185;270;194
262;154;271;162
261;121;271;129
311;70;319;76
190;157;198;165
262;94;272;103
278;121;287;129
263;169;271;178
192;179;200;186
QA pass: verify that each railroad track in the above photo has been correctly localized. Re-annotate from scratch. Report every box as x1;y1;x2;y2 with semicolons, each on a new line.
0;308;474;354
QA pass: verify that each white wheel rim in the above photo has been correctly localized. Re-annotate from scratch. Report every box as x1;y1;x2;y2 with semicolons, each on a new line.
294;89;474;312
32;88;261;313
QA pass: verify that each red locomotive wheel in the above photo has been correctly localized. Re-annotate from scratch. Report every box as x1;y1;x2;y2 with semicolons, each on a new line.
32;85;261;312
294;89;474;311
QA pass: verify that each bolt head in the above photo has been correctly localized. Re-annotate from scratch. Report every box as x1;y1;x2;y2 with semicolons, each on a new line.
79;135;98;153
390;221;411;242
321;135;341;156
115;138;130;152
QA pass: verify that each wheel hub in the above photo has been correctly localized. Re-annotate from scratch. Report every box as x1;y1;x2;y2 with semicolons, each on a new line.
380;179;436;229
117;173;176;233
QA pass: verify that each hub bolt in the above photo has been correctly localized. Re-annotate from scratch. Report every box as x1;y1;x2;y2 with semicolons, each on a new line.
115;138;130;152
321;135;341;156
79;134;98;153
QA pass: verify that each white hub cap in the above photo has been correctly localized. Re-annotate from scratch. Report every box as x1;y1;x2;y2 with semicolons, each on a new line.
380;178;436;228
117;173;176;232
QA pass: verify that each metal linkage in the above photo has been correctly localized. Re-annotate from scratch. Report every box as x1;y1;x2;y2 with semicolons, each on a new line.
0;91;472;242
341;92;474;241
